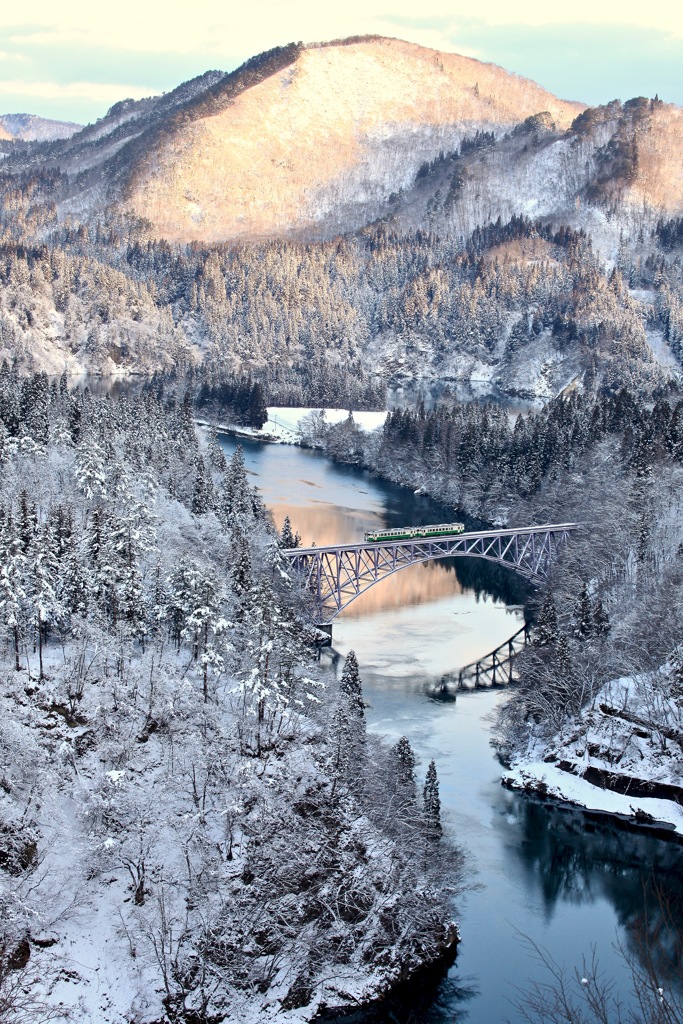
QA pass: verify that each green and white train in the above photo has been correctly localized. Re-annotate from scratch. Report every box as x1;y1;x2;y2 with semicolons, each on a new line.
363;522;465;543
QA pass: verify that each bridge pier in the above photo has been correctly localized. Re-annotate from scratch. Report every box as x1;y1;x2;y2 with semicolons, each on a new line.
314;623;333;646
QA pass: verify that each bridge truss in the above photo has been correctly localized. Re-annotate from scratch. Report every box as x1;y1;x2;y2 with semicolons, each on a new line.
283;523;577;623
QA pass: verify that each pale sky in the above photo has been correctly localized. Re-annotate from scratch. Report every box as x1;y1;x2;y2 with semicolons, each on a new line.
0;0;681;124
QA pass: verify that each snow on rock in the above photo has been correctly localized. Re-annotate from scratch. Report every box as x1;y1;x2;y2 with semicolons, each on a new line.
503;667;683;838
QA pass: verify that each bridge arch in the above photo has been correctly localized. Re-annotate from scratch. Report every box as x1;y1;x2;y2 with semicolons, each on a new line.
283;524;577;623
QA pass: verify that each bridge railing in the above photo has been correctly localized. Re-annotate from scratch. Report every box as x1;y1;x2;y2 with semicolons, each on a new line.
285;523;578;557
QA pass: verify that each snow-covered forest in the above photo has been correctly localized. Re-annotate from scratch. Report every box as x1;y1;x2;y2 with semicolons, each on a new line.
1;156;681;402
0;369;462;1022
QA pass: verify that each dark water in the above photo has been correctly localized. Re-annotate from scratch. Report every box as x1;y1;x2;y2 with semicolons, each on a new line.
218;433;683;1023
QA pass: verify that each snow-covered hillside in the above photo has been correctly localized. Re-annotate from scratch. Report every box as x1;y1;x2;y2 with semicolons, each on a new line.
0;377;462;1022
504;664;683;839
0;113;81;142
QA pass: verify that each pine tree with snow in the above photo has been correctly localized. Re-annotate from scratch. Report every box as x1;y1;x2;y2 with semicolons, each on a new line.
218;446;252;527
328;702;353;798
391;736;417;796
574;583;593;640
280;516;300;549
423;760;442;841
0;513;26;671
17;490;37;554
191;455;214;516
29;521;62;679
230;529;253;615
76;434;108;499
248;382;268;429
340;649;365;722
206;426;228;472
534;593;558;647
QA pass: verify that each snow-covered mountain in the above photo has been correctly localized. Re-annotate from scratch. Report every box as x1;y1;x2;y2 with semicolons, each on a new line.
1;38;586;242
0;113;82;142
3;37;682;248
0;36;681;387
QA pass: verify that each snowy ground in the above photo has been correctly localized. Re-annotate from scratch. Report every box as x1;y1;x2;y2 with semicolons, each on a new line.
504;762;683;837
199;407;388;445
503;669;683;838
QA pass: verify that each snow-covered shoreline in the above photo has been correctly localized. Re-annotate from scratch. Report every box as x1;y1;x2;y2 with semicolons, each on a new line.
197;407;388;446
502;764;683;842
503;668;683;842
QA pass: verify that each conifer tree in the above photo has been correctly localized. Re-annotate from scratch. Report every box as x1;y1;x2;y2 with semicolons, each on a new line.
423;760;442;841
339;649;365;722
17;490;37;554
280;516;300;549
219;446;252;527
230;529;253;617
328;702;353;798
574;583;594;640
30;522;62;678
191;456;214;516
206;427;228;472
392;736;417;788
0;513;26;671
534;593;558;647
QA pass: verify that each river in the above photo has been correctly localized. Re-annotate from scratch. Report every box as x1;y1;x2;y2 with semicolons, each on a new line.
217;433;683;1023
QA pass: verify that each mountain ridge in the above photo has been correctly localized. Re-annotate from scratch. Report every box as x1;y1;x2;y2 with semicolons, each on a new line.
0;113;82;142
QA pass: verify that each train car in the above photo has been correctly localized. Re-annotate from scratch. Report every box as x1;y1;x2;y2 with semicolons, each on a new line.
363;522;465;543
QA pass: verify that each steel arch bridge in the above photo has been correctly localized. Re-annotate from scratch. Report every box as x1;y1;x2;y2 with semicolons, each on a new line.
283;523;577;624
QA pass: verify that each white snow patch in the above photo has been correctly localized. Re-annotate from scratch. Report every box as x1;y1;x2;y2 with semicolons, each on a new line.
200;407;388;445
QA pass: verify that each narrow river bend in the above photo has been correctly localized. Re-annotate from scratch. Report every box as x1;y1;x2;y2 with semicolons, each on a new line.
218;433;683;1024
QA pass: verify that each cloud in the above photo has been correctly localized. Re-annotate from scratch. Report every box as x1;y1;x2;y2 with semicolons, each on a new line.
0;2;682;121
1;0;681;56
0;79;155;103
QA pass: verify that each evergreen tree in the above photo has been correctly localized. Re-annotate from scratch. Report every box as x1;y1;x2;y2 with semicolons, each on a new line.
76;435;108;499
574;583;594;640
423;760;442;841
248;382;268;429
339;649;365;722
280;516;300;549
17;490;37;554
230;529;253;617
219;446;252;527
534;593;558;647
206;427;228;472
191;456;214;516
391;735;417;790
29;522;62;678
0;513;26;671
328;702;353;798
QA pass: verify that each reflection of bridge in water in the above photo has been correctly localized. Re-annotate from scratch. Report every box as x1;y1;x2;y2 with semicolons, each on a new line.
283;523;577;625
428;622;533;699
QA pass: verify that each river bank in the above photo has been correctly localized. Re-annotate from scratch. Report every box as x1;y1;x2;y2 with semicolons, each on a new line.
503;666;683;841
197;407;387;445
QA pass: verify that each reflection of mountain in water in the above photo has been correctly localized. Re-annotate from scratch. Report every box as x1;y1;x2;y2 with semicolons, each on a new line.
508;796;683;990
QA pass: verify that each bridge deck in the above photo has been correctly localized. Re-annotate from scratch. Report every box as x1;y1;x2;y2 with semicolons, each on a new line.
282;523;578;622
286;523;578;556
